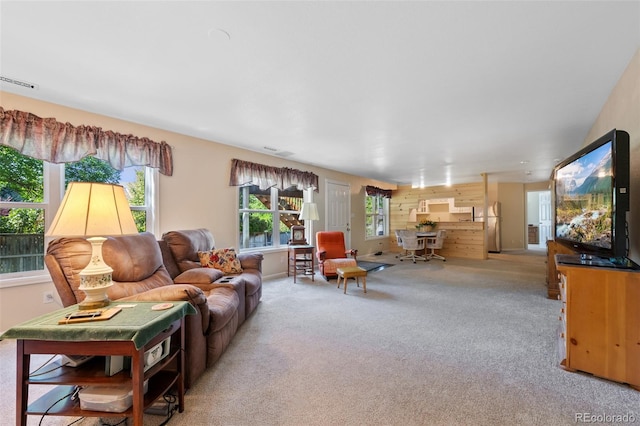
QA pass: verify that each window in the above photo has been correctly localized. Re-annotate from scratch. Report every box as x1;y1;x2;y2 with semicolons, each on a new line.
365;193;389;238
0;146;157;278
238;185;306;250
0;146;46;274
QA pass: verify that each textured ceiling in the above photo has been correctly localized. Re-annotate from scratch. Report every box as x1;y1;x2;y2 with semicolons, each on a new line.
1;1;639;187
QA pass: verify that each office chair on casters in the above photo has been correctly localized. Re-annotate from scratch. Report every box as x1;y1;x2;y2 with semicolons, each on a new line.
399;231;427;263
425;230;447;261
394;230;407;258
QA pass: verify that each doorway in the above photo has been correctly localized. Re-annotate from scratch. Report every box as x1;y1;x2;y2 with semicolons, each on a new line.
325;180;352;248
526;190;551;251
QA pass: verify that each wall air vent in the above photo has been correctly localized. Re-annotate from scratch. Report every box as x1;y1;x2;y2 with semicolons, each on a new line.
0;76;39;89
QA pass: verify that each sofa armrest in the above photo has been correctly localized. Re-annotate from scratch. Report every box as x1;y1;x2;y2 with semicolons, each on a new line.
238;252;264;272
118;284;206;304
189;280;245;295
346;249;358;259
173;268;224;284
118;284;210;333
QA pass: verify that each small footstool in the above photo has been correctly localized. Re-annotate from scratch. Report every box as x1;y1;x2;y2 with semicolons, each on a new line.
336;266;367;294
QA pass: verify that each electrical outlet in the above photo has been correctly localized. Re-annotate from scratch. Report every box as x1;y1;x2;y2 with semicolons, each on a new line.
43;291;54;304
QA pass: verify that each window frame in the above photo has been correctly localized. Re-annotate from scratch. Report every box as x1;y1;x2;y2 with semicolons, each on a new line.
238;185;311;252
0;160;158;288
365;193;389;239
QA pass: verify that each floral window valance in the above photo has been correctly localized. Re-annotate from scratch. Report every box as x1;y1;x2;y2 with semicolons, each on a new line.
229;159;319;192
365;185;392;198
0;107;173;176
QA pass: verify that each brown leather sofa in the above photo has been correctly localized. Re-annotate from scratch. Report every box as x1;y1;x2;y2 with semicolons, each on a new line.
44;230;263;388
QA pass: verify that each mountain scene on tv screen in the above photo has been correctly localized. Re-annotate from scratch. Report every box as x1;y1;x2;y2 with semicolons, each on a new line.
555;143;613;249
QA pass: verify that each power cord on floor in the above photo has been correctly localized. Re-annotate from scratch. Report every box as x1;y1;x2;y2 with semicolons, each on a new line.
150;393;178;426
157;393;179;426
99;418;127;426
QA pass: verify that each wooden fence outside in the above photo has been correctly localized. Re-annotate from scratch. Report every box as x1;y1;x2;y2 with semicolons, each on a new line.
0;233;44;274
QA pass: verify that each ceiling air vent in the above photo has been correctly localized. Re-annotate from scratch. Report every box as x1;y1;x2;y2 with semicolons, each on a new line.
263;146;294;157
0;76;39;89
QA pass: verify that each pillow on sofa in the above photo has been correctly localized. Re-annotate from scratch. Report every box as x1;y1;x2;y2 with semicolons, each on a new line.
198;248;243;274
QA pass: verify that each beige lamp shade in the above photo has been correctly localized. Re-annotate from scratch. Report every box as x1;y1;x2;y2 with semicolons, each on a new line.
299;202;320;221
46;182;138;237
46;182;137;310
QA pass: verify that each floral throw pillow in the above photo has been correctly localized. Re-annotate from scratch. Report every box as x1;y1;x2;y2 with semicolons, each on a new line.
197;248;243;274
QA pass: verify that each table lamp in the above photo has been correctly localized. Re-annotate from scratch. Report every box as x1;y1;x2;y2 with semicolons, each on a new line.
46;182;138;310
292;202;319;245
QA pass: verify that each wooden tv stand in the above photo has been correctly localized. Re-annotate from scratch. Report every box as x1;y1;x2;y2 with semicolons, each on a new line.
546;240;576;299
555;255;640;390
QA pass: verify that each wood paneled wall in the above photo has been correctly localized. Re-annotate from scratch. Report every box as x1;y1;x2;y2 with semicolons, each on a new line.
391;183;486;259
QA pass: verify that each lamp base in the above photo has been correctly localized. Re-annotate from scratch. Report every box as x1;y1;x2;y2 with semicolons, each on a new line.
77;280;113;310
78;298;110;310
78;236;113;310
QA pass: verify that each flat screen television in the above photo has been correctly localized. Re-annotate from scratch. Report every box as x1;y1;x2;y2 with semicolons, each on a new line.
552;129;630;266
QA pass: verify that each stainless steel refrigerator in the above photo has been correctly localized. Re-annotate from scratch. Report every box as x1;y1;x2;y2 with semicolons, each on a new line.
473;202;501;253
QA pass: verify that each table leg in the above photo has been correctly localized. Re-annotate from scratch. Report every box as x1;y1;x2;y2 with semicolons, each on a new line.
131;347;145;425
177;317;185;412
16;340;29;426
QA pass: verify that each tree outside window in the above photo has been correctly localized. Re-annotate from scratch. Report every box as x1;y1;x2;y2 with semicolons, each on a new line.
365;194;388;238
0;146;150;275
238;185;305;250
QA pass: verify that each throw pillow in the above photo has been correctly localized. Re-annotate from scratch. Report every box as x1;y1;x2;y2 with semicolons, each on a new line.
197;248;243;274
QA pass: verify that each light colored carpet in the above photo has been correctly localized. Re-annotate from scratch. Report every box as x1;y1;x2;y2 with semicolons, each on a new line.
1;251;638;425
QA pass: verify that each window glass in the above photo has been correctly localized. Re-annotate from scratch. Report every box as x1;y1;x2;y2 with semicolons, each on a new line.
277;187;303;236
365;194;388;238
0;146;44;203
238;185;305;250
1;146;154;277
65;159;147;232
0;146;45;273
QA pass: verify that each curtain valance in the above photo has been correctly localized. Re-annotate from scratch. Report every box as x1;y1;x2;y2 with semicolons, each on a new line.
229;159;319;192
365;185;392;198
0;107;173;176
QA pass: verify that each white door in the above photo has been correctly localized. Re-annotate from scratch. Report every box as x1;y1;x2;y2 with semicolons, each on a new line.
325;180;351;248
539;191;552;242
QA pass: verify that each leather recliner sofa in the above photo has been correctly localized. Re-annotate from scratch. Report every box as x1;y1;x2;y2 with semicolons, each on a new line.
44;229;263;388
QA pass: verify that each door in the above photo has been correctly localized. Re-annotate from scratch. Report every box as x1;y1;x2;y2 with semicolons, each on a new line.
325;180;352;248
539;191;552;243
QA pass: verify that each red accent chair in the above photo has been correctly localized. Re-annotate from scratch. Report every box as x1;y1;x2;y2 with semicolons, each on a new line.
315;231;358;280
